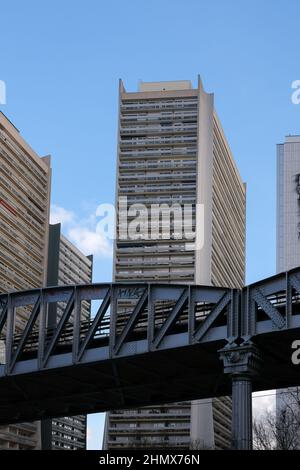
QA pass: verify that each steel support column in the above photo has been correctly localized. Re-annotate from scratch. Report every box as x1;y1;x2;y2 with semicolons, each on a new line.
219;343;262;450
232;374;253;449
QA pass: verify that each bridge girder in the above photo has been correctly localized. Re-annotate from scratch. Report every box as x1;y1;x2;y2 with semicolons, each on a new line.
0;267;300;449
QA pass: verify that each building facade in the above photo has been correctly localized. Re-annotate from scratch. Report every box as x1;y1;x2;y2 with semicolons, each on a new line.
42;223;93;450
277;136;300;273
276;136;300;418
0;111;51;449
103;78;246;449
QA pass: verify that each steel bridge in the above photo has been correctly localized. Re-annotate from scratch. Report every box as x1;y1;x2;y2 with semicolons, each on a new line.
1;267;300;449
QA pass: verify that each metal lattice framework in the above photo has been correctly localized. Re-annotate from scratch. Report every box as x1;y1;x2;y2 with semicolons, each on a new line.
0;283;237;375
0;267;300;440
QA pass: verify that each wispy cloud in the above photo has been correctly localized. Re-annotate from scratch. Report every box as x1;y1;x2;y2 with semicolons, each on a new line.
50;204;75;226
50;204;113;258
68;226;112;257
253;391;275;418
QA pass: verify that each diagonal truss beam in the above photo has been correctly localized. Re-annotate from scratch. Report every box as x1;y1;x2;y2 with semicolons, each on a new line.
251;287;285;329
152;288;189;349
8;294;41;373
113;289;148;356
41;290;75;368
0;297;8;334
77;289;111;362
193;291;231;342
290;274;300;296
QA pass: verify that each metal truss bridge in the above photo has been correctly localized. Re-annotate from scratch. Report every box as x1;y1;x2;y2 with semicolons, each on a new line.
1;267;300;449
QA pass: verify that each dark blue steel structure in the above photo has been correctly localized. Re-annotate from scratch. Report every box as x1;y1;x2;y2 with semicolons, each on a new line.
1;267;300;449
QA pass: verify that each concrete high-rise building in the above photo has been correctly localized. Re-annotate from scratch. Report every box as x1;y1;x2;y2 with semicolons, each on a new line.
276;136;300;419
0;111;51;449
42;223;93;450
103;78;246;449
277;136;300;273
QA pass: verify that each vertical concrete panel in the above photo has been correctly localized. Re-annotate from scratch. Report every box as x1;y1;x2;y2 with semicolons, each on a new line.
194;76;214;285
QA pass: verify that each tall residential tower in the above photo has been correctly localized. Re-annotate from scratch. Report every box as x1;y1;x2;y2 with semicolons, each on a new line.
277;136;300;273
104;78;246;449
276;135;300;418
0;111;51;449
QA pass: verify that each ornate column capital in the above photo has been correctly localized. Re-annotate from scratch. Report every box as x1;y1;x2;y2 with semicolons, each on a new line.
219;342;262;377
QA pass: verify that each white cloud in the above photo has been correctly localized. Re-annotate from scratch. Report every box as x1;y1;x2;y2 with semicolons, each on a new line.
50;204;75;226
50;204;113;258
253;391;275;418
68;226;112;257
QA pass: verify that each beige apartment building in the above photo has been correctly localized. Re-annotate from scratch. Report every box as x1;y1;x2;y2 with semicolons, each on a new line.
0;111;51;449
103;77;246;449
276;136;300;432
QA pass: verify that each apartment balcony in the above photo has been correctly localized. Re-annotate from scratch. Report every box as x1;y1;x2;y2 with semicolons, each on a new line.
0;185;46;229
120;136;197;148
52;426;86;440
119;171;196;181
109;427;190;435
120;125;197;136
119;156;197;164
0;430;37;449
0;249;43;281
0;257;42;290
0;207;45;250
0;236;43;273
0;131;48;187
122;198;195;208
119;148;197;158
118;189;196;198
120;123;197;129
115;270;195;281
118;179;196;188
0;145;48;199
51;434;85;449
109;414;191;422
52;418;86;430
10;423;38;432
118;183;197;191
120;113;198;125
119;164;197;173
108;436;191;446
119;161;196;172
0;159;48;208
116;258;194;267
116;229;196;241
57;416;86;428
0;223;43;260
121;101;198;113
116;247;192;256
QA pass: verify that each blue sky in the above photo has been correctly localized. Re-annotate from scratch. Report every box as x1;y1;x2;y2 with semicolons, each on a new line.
1;0;299;449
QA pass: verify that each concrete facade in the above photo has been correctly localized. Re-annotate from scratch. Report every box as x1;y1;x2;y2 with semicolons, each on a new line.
104;78;246;449
277;136;300;273
0;111;51;449
276;135;300;417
